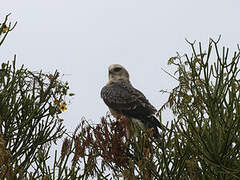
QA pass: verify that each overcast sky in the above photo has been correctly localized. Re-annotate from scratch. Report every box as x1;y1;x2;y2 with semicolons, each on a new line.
1;0;240;133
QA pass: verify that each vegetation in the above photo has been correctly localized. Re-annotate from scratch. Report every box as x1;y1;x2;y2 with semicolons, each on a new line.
1;14;240;179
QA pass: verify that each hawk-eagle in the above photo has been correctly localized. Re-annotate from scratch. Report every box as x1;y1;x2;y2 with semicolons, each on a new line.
101;64;163;138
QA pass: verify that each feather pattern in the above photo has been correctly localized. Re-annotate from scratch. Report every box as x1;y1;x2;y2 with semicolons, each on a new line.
101;64;163;138
101;81;162;134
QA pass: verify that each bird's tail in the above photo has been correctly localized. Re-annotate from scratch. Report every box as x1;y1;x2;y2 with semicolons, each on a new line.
145;115;165;138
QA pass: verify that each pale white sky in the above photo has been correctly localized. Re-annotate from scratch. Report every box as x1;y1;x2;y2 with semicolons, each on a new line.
1;0;240;133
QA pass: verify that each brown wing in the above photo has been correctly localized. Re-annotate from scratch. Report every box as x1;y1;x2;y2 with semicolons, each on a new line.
101;82;157;120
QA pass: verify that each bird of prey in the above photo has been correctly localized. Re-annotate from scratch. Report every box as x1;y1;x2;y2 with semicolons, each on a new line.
101;64;163;138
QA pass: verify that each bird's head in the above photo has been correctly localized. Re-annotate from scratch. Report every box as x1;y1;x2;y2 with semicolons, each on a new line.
108;64;130;83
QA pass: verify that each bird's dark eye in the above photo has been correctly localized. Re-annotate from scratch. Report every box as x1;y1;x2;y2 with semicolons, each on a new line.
113;67;122;72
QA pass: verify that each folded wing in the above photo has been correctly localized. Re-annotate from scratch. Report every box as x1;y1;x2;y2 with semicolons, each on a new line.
101;82;162;132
